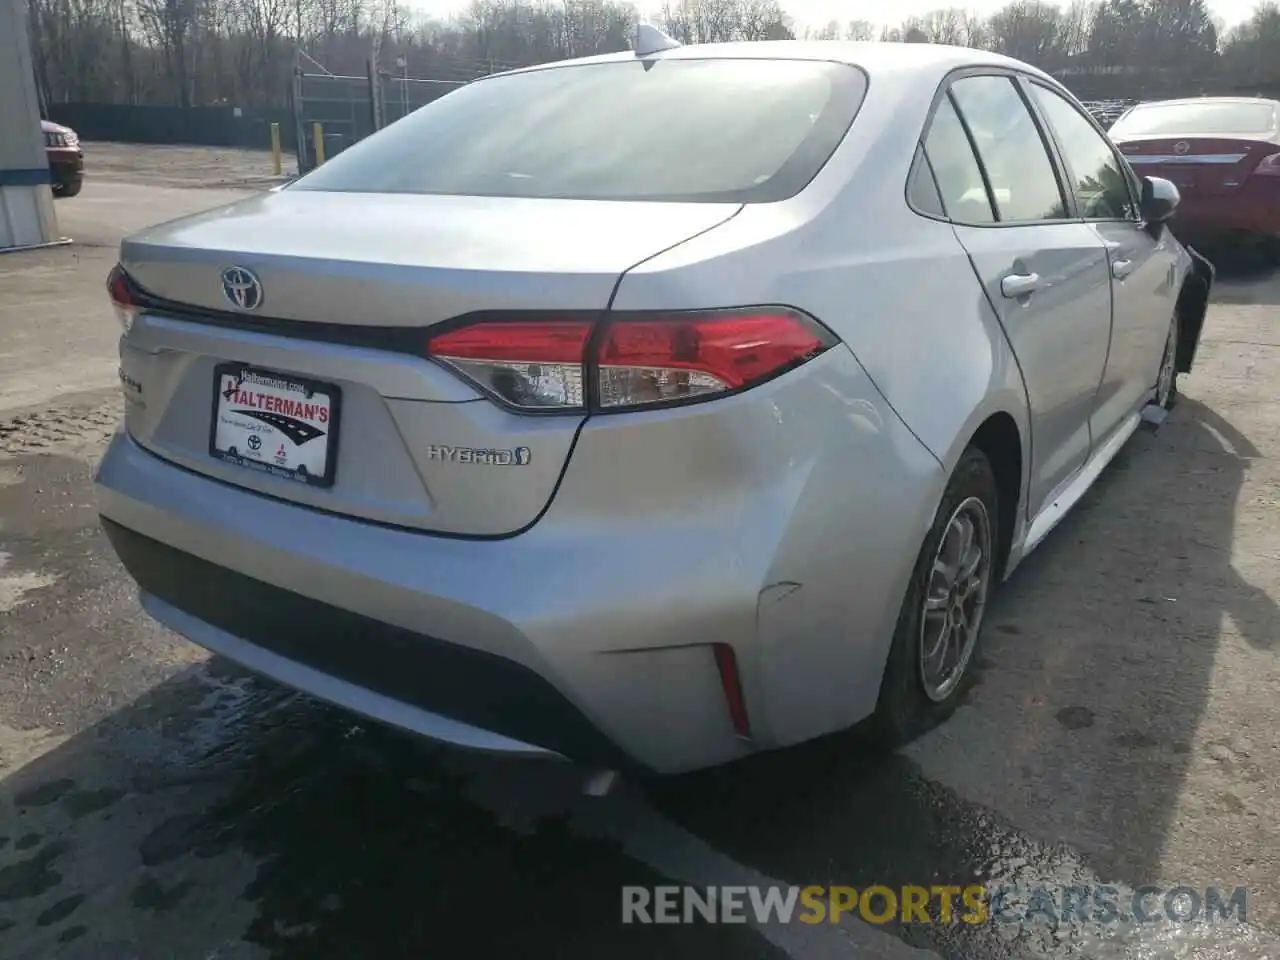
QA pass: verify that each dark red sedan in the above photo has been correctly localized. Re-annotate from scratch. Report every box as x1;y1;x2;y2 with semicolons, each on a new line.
1110;97;1280;253
43;119;84;198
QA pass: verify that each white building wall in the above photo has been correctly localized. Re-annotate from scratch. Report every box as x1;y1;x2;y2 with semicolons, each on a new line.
0;0;59;251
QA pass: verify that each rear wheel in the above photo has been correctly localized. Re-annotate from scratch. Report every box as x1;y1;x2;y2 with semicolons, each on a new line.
1155;310;1179;410
871;447;998;746
53;180;82;198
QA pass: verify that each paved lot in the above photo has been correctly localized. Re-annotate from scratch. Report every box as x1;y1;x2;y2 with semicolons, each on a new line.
0;179;253;417
1;151;1279;959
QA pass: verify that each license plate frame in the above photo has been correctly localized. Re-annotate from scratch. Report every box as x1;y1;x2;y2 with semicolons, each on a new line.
208;362;343;489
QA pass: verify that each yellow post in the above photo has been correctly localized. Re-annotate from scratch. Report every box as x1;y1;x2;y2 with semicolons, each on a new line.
269;122;282;176
312;122;325;166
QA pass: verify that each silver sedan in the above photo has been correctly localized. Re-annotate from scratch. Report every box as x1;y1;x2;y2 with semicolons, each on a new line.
96;34;1212;776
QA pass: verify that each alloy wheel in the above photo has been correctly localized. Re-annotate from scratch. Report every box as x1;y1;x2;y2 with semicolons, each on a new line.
919;496;993;702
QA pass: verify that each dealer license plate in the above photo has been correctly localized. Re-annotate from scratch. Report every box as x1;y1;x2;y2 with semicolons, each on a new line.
209;363;341;488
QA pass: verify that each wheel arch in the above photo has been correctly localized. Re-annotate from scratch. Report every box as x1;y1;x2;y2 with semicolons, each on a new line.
1175;247;1214;374
965;411;1024;581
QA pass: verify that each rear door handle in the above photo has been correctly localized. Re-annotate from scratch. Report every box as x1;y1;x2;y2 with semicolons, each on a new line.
1112;258;1135;280
1001;272;1042;298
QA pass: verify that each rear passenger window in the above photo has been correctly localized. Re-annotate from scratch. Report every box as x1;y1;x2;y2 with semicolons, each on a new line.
907;144;945;218
949;76;1068;223
922;95;994;223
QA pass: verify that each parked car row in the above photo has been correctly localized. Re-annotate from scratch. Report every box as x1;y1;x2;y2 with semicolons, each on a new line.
1082;97;1139;130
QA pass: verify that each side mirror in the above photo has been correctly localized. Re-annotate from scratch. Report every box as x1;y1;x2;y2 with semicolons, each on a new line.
1140;176;1180;224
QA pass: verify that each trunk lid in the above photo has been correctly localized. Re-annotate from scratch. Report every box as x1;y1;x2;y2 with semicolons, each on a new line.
118;191;740;536
1116;136;1280;197
121;190;739;325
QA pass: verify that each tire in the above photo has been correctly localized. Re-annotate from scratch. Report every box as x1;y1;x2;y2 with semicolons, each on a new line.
53;180;82;198
1155;310;1179;411
870;446;999;747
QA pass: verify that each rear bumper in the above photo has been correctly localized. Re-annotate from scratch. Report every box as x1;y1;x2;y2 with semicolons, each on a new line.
1170;189;1280;242
95;430;771;775
47;150;83;188
102;516;636;769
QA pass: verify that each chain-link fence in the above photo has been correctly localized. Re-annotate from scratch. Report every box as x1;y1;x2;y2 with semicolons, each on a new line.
291;65;479;174
381;76;469;125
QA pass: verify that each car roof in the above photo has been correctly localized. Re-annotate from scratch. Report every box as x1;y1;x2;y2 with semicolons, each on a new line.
1129;96;1280;108
499;39;1052;85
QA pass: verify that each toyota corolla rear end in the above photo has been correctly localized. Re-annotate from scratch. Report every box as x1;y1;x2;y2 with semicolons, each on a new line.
1111;98;1280;248
95;50;941;774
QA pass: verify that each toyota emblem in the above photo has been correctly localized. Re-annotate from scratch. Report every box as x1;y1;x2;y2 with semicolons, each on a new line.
220;266;264;311
1174;141;1190;155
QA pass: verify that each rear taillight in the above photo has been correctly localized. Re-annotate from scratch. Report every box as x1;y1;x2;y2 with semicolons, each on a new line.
426;320;591;410
1252;152;1280;177
106;264;142;332
595;311;833;408
425;307;837;414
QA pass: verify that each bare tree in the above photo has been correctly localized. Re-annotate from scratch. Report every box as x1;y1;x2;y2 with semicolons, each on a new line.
918;7;968;43
986;0;1066;65
845;18;875;39
1221;0;1280;84
22;0;1280;118
134;0;197;104
1059;0;1098;54
661;0;791;42
804;17;873;40
804;18;839;39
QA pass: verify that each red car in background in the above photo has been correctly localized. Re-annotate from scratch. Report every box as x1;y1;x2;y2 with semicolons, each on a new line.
43;119;84;198
1110;97;1280;256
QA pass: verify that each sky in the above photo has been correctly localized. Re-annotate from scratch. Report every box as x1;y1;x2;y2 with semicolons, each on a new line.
405;0;1259;32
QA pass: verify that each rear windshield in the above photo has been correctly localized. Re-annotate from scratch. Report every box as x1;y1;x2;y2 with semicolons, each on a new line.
292;58;867;203
1110;100;1278;138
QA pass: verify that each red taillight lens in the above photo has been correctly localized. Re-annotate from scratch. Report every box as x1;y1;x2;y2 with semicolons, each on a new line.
427;319;593;410
425;307;836;413
597;309;831;409
1252;152;1280;177
106;264;142;331
712;643;751;740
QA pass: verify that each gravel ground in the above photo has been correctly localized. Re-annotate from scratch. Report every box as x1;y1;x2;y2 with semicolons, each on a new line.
83;142;297;191
0;155;1278;960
